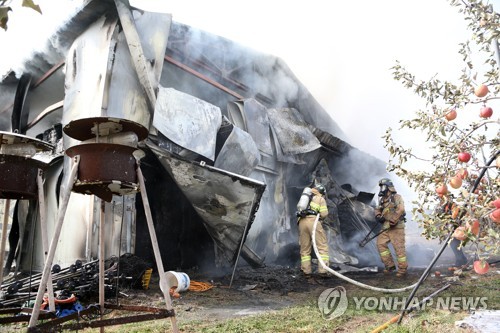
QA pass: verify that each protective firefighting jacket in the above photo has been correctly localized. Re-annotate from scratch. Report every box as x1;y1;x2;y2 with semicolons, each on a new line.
375;192;405;228
306;188;328;219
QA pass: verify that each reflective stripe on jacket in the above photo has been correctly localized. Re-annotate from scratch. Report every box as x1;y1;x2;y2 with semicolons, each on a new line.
309;188;328;220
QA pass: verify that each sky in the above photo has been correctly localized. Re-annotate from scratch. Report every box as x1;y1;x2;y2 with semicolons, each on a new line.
0;0;498;191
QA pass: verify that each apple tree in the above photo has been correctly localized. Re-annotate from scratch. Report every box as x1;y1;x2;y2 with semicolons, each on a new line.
385;0;500;268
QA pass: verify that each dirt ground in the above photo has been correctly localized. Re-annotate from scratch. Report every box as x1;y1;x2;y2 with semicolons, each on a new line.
117;263;440;325
1;260;497;332
125;265;323;323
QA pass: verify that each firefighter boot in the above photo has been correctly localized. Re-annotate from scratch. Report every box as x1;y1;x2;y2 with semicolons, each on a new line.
378;248;395;274
396;261;408;278
383;266;396;274
301;256;312;276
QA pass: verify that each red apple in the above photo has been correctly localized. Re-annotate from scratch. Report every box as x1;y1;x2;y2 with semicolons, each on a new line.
458;152;471;163
490;198;500;209
473;260;489;275
474;84;489;97
449;176;463;189
467;219;480;236
445;109;457;121
479;106;493;118
453;226;467;241
436;184;448;196
490;209;500;223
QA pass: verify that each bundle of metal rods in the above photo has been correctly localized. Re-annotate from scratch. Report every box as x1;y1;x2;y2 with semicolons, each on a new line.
0;253;153;309
0;258;118;308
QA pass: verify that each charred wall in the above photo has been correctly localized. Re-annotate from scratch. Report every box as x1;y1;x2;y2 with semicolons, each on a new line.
0;81;17;131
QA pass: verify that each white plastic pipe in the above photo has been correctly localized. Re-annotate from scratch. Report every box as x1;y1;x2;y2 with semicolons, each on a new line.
311;214;418;293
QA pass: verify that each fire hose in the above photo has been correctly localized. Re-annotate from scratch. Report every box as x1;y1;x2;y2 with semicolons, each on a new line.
311;214;418;293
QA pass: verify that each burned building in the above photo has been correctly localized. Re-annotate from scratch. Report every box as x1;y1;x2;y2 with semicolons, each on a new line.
0;0;389;277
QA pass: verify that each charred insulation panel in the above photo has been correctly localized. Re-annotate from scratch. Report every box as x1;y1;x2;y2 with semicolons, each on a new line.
147;141;266;267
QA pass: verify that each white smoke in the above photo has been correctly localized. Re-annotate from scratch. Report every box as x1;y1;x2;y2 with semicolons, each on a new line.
0;0;83;77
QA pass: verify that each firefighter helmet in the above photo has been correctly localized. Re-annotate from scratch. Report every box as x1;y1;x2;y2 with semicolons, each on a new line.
379;178;396;195
379;178;394;187
315;184;326;195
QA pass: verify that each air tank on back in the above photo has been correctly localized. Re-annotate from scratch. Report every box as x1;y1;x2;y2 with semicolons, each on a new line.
296;187;312;211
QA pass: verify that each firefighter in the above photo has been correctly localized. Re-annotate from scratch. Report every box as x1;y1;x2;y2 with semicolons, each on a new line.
296;184;329;276
375;178;408;277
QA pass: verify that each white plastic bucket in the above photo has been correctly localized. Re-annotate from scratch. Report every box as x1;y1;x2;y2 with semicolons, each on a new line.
165;271;190;293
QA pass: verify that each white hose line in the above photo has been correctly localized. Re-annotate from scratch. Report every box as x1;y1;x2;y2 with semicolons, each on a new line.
311;214;418;293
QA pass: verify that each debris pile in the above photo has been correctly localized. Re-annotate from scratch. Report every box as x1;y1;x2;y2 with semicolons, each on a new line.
0;254;152;311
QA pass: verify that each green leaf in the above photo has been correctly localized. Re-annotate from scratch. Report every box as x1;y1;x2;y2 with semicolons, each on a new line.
22;0;41;14
0;6;11;30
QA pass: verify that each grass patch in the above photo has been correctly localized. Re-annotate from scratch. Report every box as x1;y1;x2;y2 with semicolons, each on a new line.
4;273;498;332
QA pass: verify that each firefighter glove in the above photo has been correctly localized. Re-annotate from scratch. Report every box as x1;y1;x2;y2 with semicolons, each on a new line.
375;215;386;223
